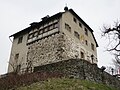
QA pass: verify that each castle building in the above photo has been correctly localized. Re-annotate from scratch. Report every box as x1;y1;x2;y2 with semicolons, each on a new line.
8;7;98;74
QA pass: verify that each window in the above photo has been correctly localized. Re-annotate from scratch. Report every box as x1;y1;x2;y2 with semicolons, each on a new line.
39;30;43;35
15;53;19;60
33;29;37;32
33;32;38;37
85;40;88;46
79;23;82;28
85;28;88;36
44;28;48;32
16;64;21;72
29;30;33;34
49;25;53;30
47;26;50;31
74;31;80;39
91;43;94;51
18;36;23;44
81;52;84;59
28;34;33;39
73;17;77;23
53;23;58;28
91;54;94;63
65;23;71;32
55;23;58;28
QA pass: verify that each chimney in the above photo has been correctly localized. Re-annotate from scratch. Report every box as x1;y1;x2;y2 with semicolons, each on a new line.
64;6;68;11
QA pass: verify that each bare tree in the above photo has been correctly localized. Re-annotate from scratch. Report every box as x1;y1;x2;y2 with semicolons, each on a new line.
8;57;25;74
8;52;27;74
102;21;120;67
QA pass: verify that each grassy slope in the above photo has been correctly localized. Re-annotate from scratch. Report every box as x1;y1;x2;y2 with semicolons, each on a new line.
15;78;117;90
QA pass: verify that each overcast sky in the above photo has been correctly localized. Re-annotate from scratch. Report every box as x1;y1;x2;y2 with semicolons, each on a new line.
0;0;120;74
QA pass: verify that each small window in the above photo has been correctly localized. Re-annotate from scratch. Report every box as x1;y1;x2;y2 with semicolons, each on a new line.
16;64;21;72
55;23;58;28
73;17;77;23
34;29;38;32
39;25;43;29
65;23;71;32
85;28;88;36
81;52;84;59
53;23;58;28
74;31;80;39
42;29;45;33
15;53;19;60
91;43;94;51
44;28;48;32
79;23;82;28
18;36;23;44
49;25;53;30
33;32;38;37
29;30;33;34
47;26;50;31
28;34;33;39
85;40;88;46
39;30;43;35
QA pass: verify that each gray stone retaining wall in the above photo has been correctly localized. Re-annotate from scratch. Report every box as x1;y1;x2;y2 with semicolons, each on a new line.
34;59;120;90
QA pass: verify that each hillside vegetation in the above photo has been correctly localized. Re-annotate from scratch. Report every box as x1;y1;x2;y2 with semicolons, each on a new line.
15;78;117;90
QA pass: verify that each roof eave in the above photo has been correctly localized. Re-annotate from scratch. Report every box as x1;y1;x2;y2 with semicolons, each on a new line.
9;12;63;37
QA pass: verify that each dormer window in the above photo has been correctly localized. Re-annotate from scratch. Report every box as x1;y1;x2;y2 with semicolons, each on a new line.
18;36;23;44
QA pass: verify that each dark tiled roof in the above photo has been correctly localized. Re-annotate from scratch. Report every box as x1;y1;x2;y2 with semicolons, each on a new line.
10;9;98;47
10;12;63;37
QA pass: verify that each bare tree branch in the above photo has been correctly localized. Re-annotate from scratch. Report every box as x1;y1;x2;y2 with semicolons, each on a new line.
102;21;120;67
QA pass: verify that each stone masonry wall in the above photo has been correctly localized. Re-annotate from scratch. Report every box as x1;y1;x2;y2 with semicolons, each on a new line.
27;33;81;67
34;59;120;90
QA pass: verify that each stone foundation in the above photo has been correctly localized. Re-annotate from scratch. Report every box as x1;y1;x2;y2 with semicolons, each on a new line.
34;59;120;90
